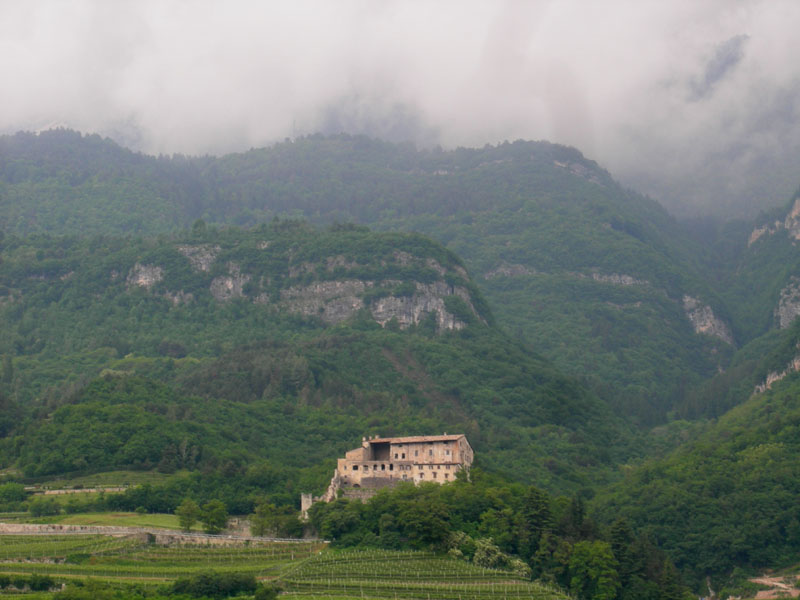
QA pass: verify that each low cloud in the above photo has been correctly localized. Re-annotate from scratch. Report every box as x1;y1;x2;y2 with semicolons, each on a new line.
1;0;799;216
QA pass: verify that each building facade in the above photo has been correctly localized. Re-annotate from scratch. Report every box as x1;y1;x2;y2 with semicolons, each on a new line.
301;434;473;518
336;434;473;488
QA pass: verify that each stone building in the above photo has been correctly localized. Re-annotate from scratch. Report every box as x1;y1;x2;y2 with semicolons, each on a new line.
301;434;473;517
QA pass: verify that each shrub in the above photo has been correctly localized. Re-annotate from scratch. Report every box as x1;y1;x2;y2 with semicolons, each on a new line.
254;582;283;600
171;571;257;598
28;574;55;591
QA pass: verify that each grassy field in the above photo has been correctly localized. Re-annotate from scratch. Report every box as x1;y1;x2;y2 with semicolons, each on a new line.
0;533;568;599
32;512;189;530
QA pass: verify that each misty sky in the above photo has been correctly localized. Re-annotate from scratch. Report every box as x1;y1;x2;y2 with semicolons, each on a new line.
2;0;800;217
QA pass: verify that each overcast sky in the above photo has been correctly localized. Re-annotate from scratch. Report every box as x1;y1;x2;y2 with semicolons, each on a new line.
2;0;799;216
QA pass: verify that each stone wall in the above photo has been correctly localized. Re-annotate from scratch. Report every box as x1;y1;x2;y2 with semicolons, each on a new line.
0;522;319;546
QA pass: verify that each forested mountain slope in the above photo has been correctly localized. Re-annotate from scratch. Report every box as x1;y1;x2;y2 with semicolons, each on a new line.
0;223;631;494
672;189;800;419
9;131;800;590
0;130;736;425
593;367;800;586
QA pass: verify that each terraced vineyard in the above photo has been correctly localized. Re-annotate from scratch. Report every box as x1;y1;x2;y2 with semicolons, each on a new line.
282;549;567;599
0;534;568;599
0;534;323;583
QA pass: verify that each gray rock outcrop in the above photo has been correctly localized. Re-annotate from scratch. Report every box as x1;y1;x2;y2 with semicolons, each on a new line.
591;273;647;286
775;278;800;329
370;282;474;330
682;295;734;345
754;352;800;394
280;280;368;322
127;263;163;289
210;263;250;301
177;244;220;272
747;197;800;246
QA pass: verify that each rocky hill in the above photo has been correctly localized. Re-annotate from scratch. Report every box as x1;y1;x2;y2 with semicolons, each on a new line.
0;130;737;426
0;222;630;494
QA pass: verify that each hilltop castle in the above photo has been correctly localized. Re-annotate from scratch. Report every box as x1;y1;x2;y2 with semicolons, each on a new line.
301;434;473;516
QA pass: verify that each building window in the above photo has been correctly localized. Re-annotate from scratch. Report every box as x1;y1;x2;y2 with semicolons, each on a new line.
415;450;418;457
445;449;450;456
389;464;394;471
418;465;423;470
353;465;358;471
446;465;451;470
437;465;441;469
394;453;398;459
381;464;385;471
445;473;449;479
429;450;433;456
420;473;424;479
402;474;407;480
429;465;433;470
402;453;405;459
432;472;437;479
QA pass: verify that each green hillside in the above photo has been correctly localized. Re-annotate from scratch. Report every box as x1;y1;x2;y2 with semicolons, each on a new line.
594;366;800;587
0;130;735;425
9;129;800;591
0;223;631;495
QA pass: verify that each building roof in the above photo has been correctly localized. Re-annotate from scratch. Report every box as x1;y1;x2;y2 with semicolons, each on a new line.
369;434;466;444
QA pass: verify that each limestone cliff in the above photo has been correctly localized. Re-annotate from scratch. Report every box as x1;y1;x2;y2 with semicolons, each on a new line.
754;350;800;394
210;262;251;301
117;230;486;333
126;263;163;289
682;295;735;345
775;277;800;329
747;197;800;246
278;276;480;329
590;272;647;286
177;244;220;272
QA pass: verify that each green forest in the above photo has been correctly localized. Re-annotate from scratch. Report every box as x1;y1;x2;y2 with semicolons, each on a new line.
3;130;800;598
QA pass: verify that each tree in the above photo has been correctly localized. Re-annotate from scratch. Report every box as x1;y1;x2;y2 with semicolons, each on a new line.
0;482;26;503
519;486;552;559
2;355;12;384
569;540;620;600
175;498;201;532
28;496;61;517
250;500;302;538
201;500;228;534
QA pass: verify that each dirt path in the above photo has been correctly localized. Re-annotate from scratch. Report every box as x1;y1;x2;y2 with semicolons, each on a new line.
750;575;800;599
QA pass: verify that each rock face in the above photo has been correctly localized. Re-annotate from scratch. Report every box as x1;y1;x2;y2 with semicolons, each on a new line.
279;279;478;330
682;295;735;345
747;197;800;246
754;352;800;394
121;236;484;333
591;273;647;286
210;263;251;301
552;159;605;185
775;278;800;329
127;264;163;289
177;244;220;272
370;282;473;330
280;280;368;322
784;198;800;240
